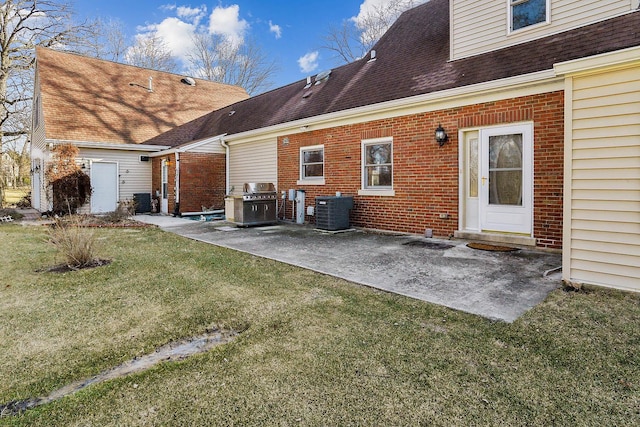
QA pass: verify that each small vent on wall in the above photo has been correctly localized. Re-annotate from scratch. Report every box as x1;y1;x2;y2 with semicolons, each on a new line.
140;155;150;162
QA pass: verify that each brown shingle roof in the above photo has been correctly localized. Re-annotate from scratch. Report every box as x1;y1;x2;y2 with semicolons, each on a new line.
36;47;249;144
147;0;640;147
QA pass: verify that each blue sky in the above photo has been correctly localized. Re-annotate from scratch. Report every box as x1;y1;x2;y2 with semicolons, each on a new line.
73;1;398;90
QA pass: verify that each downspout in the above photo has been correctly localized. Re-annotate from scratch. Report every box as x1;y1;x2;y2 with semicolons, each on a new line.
173;152;180;216
220;136;231;195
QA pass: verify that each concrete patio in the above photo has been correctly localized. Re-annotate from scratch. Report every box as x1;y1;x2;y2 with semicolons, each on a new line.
135;215;562;322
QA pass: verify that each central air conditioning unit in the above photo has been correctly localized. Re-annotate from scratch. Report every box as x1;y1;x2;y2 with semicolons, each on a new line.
315;196;353;231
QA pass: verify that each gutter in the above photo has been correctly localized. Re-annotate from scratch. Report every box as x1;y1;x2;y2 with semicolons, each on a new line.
49;139;169;152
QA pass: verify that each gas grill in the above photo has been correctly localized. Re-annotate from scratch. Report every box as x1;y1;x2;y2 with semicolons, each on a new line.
229;183;278;226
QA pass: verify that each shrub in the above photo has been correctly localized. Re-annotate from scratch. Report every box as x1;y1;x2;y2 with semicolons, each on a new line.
16;192;31;208
103;200;137;223
45;144;92;215
48;216;99;268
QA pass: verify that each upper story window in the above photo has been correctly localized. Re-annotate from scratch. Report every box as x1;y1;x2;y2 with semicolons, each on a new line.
510;0;549;32
298;144;325;185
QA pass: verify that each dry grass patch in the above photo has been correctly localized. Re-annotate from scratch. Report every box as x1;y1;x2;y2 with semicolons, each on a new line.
0;224;638;426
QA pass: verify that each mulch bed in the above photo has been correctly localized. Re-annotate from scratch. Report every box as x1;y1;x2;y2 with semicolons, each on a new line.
38;259;112;273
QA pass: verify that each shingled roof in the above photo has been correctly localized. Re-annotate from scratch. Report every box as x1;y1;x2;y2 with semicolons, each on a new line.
146;0;640;148
36;47;249;145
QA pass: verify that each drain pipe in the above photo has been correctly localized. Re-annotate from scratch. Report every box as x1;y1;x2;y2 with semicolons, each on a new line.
220;135;230;195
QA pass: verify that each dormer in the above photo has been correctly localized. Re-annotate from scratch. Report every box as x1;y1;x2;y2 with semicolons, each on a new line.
450;0;640;60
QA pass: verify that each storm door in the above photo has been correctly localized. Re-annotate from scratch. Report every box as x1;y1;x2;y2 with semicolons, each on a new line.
161;159;169;214
479;124;533;234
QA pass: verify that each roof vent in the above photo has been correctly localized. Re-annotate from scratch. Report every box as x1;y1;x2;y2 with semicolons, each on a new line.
314;69;332;85
304;76;312;89
302;91;312;99
368;50;377;63
181;76;196;86
229;110;236;116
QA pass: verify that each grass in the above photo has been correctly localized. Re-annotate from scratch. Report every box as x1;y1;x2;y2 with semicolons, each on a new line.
0;224;638;426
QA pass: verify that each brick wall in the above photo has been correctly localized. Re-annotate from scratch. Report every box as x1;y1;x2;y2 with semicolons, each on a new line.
152;152;226;214
278;91;564;249
178;152;226;212
151;155;176;214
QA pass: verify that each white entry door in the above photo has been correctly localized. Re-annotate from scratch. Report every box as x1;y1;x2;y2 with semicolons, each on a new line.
91;162;118;213
161;159;169;214
479;124;533;235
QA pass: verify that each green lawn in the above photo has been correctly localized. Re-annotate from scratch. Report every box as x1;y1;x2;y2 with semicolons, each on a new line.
0;224;638;426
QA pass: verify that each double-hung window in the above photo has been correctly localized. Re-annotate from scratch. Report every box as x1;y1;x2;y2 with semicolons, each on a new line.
359;138;394;196
510;0;549;32
298;145;324;185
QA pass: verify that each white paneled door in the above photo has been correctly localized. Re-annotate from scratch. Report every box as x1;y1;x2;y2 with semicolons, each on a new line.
90;162;118;214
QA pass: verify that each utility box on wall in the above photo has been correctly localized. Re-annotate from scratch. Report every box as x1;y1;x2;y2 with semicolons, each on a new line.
315;196;353;231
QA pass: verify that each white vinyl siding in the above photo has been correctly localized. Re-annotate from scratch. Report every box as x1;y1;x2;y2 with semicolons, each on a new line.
228;139;277;195
186;140;226;154
451;0;637;60
566;65;640;292
30;72;49;212
76;148;153;214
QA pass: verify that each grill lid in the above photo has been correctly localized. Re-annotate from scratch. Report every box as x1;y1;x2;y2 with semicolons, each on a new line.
243;182;275;194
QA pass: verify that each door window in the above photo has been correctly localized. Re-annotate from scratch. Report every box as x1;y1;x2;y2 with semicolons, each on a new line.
488;134;523;206
161;161;168;199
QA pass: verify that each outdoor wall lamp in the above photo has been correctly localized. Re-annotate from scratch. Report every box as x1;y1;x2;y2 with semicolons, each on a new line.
435;123;448;147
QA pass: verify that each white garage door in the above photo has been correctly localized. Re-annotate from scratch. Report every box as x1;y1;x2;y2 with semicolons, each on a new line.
91;162;118;213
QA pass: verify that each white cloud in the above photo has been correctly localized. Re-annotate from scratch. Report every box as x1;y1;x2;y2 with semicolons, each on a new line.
177;5;207;25
268;20;282;39
133;3;253;71
298;51;319;73
138;17;196;62
208;5;248;47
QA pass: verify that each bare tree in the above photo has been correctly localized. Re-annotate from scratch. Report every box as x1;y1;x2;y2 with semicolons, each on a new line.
187;33;278;96
81;17;129;62
126;34;177;73
321;0;424;63
0;0;87;206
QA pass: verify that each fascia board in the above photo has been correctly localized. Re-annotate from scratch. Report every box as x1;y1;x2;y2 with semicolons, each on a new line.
148;134;227;157
554;45;640;77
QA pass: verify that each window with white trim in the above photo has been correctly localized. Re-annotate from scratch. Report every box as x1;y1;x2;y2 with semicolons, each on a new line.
510;0;548;32
299;145;324;183
362;138;393;190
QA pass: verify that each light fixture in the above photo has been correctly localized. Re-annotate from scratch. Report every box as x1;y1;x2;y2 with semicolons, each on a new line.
435;123;448;147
